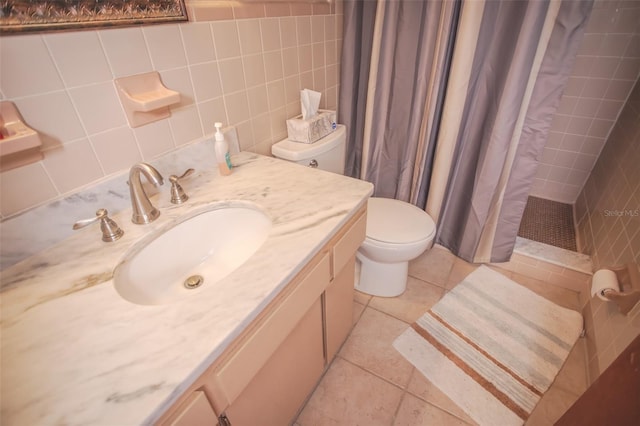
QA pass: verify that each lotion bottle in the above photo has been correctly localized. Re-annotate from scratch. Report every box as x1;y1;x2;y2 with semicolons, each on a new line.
214;122;232;176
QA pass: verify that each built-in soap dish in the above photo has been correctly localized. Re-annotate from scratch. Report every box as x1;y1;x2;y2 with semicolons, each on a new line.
115;72;181;128
0;101;44;172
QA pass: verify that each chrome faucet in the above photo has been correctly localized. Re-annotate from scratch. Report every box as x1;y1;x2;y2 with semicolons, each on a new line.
129;162;164;224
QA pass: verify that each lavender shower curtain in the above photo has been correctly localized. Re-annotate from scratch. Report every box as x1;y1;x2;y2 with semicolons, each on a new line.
339;0;460;203
339;0;592;263
434;0;593;262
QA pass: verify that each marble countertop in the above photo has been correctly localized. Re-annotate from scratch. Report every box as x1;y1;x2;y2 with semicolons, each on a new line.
0;152;373;425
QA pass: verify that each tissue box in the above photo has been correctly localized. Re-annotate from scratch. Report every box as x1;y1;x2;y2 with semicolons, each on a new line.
286;110;337;144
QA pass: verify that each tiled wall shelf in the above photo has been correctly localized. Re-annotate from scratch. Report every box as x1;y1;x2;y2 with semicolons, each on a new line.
115;72;181;128
0;101;43;172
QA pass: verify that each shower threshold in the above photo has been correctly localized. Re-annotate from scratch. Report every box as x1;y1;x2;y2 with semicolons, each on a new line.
514;237;592;275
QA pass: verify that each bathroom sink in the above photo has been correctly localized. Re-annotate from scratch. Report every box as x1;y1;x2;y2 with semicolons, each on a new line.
113;205;271;305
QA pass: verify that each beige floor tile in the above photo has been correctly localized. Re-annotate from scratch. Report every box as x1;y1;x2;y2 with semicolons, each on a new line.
298;247;591;425
355;289;372;306
393;393;471;426
405;369;478;425
553;339;589;396
509;271;581;311
296;357;404;426
446;258;480;290
368;277;444;324
353;301;366;325
409;246;456;288
339;307;415;388
525;385;579;425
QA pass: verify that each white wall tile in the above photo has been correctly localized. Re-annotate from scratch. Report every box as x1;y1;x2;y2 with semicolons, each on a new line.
311;16;325;43
251;113;273;144
69;82;127;135
237;20;262;55
99;28;153;78
14;92;86;147
1;10;341;216
0;34;64;98
247;85;270;116
134;121;175;160
169;106;204;146
224;92;251;124
144;24;188;71
296;17;312;46
180;23;216;64
267;80;285;111
42;139;103;193
190;62;223;101
218;58;247;94
243;54;267;88
211;21;241;59
90;127;141;174
270;107;288;140
160;67;195;108
280;17;298;49
198;97;227;135
264;51;284;82
46;31;112;87
0;163;57;216
282;47;300;77
261;18;282;52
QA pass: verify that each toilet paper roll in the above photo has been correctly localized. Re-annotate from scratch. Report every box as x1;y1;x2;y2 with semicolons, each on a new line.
591;269;620;301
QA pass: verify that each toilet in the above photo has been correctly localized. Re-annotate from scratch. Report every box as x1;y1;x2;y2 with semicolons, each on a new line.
272;125;436;297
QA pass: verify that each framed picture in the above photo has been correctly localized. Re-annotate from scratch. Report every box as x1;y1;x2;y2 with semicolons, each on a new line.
0;0;188;34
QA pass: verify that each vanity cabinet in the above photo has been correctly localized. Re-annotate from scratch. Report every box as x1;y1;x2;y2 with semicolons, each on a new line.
162;391;219;426
157;204;367;426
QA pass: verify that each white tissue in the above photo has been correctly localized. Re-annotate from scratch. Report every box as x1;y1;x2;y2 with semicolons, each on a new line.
301;89;321;120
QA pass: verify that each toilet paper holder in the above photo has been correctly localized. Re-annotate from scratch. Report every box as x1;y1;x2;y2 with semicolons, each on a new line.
597;264;640;315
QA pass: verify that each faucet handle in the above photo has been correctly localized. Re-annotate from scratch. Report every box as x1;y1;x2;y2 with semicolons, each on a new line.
73;209;124;242
169;168;195;204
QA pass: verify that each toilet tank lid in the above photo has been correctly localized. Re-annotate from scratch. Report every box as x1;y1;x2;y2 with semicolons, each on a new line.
271;125;346;161
367;197;436;244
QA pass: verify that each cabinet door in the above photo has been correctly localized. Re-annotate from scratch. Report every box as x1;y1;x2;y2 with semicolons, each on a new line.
166;391;218;426
325;256;356;361
223;299;325;426
213;254;330;406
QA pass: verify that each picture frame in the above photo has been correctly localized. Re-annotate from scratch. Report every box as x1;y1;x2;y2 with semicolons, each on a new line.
0;0;188;34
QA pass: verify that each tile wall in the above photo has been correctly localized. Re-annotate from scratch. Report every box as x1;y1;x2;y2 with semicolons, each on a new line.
574;77;640;381
530;0;640;204
0;1;343;219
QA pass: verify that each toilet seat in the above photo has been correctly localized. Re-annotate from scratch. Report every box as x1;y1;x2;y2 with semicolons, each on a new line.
366;197;435;244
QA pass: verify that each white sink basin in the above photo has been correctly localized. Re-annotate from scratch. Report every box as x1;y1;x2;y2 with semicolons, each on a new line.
113;205;271;305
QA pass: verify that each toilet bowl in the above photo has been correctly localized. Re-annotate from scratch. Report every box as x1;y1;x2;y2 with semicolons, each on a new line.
356;197;435;297
272;125;436;297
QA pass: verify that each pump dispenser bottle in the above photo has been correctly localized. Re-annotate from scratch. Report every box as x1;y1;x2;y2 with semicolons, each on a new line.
214;122;232;176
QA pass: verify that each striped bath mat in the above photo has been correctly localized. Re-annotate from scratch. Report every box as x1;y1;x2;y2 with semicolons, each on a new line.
393;266;583;426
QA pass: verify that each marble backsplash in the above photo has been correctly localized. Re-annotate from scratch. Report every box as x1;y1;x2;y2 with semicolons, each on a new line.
0;129;239;271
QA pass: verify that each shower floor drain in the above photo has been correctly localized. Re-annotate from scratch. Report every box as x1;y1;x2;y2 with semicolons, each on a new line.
184;275;204;289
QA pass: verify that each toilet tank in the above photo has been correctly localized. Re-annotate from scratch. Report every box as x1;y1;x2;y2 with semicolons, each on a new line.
271;125;346;175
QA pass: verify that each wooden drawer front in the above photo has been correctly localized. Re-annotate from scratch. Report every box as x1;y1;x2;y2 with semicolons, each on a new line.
325;256;356;361
224;299;325;426
332;211;366;278
215;254;330;404
167;391;218;426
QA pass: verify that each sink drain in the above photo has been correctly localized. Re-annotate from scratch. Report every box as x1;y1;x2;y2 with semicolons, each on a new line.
184;275;204;289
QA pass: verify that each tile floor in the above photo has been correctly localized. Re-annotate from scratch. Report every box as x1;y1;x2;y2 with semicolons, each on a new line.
295;246;589;426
